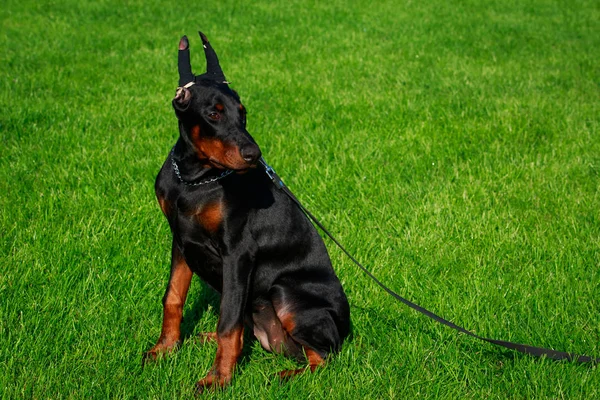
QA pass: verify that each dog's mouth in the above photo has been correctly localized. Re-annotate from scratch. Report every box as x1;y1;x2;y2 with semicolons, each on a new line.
208;158;258;173
196;138;261;172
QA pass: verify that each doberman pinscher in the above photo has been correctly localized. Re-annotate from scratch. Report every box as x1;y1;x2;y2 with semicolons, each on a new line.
144;32;350;392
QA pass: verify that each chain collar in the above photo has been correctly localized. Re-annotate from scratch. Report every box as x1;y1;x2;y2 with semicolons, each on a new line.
170;148;233;186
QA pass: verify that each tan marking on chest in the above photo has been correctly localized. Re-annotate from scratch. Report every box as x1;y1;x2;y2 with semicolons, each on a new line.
196;201;224;233
157;196;171;216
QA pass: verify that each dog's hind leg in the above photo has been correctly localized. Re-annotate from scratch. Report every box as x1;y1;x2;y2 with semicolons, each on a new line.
271;297;342;379
251;299;302;357
278;346;326;379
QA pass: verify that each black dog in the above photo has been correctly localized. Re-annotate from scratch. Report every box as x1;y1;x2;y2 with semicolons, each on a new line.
145;32;350;391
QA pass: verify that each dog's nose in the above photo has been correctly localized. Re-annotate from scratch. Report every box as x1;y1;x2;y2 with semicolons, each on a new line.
240;144;261;164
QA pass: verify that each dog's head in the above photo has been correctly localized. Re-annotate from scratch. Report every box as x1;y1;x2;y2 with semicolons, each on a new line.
173;33;261;171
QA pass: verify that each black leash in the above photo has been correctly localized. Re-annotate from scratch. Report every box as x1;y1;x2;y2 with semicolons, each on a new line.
259;158;599;364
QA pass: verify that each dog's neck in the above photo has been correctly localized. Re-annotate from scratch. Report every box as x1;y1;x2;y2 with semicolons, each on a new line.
171;138;230;185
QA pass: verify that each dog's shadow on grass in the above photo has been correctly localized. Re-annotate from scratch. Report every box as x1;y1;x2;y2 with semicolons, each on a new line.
180;279;221;340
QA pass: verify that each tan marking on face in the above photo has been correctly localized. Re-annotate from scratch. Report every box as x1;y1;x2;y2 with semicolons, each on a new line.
215;103;224;111
190;125;205;164
191;124;201;138
189;124;247;169
201;140;246;169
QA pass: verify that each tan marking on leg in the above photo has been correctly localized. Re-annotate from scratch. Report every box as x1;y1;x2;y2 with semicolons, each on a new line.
198;331;218;344
278;346;326;379
196;326;244;391
275;304;296;334
214;327;244;376
306;347;325;372
144;251;192;361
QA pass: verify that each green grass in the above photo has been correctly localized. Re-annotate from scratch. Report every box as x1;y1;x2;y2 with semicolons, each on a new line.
1;0;599;398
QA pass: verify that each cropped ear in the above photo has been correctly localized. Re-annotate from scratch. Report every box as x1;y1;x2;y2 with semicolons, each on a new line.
178;35;195;86
198;31;228;83
173;86;192;111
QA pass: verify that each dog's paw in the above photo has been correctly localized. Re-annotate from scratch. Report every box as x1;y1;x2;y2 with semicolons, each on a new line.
278;367;308;380
142;349;162;365
142;341;180;365
195;371;231;394
197;331;217;345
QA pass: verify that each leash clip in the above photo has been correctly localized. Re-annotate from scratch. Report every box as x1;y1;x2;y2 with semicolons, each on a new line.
259;157;284;189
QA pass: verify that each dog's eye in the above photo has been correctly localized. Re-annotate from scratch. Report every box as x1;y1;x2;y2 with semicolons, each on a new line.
208;112;221;121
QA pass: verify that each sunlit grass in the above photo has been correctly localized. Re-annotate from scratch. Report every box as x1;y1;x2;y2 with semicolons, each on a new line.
1;0;599;398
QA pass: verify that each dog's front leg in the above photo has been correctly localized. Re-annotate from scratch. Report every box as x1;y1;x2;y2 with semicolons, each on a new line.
145;241;192;361
196;239;256;392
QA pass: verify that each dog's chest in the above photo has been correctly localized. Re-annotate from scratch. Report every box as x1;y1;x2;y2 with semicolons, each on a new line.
189;201;224;234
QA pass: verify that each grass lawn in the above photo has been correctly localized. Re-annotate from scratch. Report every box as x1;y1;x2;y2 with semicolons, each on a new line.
1;0;599;398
